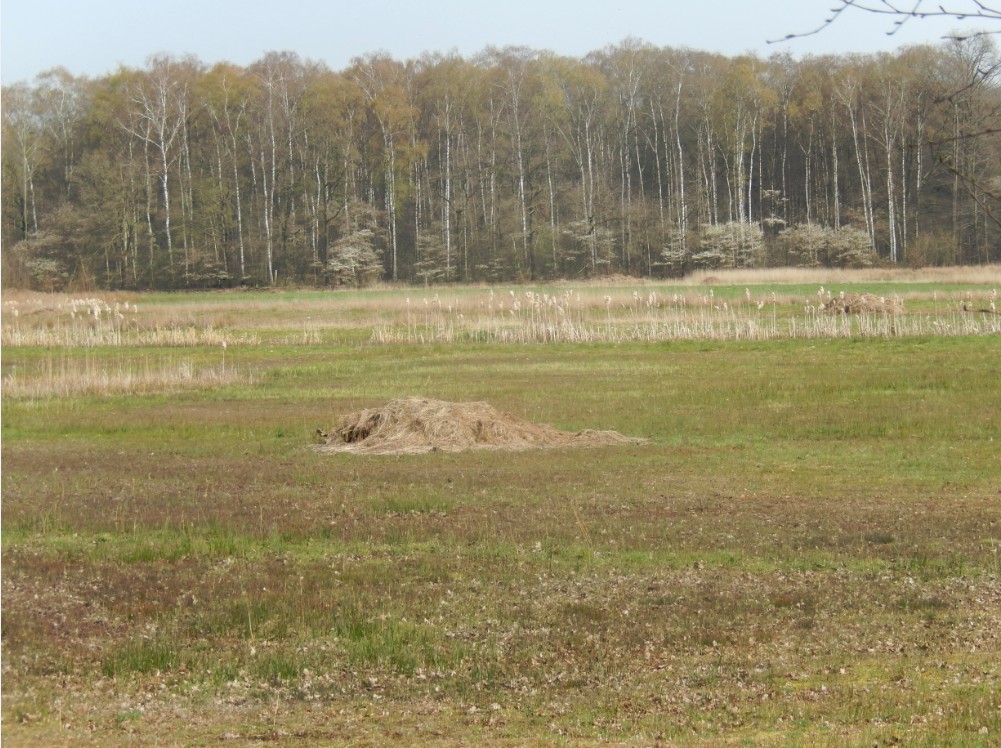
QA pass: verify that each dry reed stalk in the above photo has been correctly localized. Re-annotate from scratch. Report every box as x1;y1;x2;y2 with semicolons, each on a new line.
685;264;1001;286
1;357;247;400
370;286;1000;344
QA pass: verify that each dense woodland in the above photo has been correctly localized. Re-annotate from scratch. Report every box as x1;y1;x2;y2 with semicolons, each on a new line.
2;37;999;290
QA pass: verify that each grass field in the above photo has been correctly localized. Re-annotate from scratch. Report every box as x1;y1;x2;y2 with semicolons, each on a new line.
2;269;1000;746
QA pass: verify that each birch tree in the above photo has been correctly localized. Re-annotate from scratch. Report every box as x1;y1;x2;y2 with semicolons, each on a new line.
836;69;878;250
351;54;416;281
121;55;192;274
488;47;539;277
1;84;43;240
4;40;1000;289
551;56;609;273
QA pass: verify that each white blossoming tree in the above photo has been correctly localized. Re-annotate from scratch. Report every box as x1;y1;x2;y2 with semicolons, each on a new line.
327;229;384;287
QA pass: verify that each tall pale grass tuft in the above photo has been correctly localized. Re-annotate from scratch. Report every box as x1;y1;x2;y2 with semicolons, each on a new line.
371;287;1000;344
283;317;322;345
683;264;1001;286
1;355;248;400
2;296;260;348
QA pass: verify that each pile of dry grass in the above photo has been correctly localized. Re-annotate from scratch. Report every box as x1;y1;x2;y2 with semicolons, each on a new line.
316;397;643;455
823;292;903;315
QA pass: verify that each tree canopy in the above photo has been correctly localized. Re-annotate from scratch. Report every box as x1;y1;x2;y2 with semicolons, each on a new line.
3;38;999;290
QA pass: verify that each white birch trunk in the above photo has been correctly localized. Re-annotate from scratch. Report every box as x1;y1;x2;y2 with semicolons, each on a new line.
674;80;687;250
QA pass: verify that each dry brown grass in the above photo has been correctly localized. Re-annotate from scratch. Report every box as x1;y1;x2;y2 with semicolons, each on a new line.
683;264;1001;286
1;294;262;348
1;356;246;400
317;396;643;455
371;286;999;344
821;292;905;315
4;269;999;350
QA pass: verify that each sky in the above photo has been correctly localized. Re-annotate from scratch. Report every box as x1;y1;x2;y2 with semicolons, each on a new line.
0;0;989;84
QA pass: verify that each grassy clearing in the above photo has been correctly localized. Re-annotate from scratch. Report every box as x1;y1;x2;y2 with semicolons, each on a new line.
2;277;1000;746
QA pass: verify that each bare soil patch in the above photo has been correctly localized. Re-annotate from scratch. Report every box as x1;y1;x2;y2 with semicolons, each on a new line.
316;397;644;455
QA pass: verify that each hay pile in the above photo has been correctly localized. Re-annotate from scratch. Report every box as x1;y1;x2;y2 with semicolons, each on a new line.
316;397;644;455
823;292;903;315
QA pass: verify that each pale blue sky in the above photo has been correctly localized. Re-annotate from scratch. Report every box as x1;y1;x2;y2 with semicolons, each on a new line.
0;0;985;84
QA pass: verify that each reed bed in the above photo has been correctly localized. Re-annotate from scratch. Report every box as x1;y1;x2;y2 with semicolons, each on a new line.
371;287;1000;344
3;283;998;349
680;264;1001;286
1;354;246;400
2;297;260;348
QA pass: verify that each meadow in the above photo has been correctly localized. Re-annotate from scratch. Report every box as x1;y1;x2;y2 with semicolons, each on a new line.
2;267;1000;746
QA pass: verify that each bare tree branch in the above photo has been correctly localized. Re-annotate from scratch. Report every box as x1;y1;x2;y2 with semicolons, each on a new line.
769;1;1001;44
770;1;1001;228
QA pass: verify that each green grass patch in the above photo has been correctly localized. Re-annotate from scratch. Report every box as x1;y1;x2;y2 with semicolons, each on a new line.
102;640;180;677
3;283;1000;746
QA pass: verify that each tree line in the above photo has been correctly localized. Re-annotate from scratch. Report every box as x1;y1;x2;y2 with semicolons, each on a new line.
2;37;999;290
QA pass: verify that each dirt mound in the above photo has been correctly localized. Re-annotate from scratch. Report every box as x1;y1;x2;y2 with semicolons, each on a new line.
823;292;903;315
316;397;644;455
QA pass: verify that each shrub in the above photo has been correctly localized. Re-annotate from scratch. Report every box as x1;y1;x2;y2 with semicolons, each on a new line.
831;226;877;268
690;222;763;270
327;229;384;287
779;224;876;269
